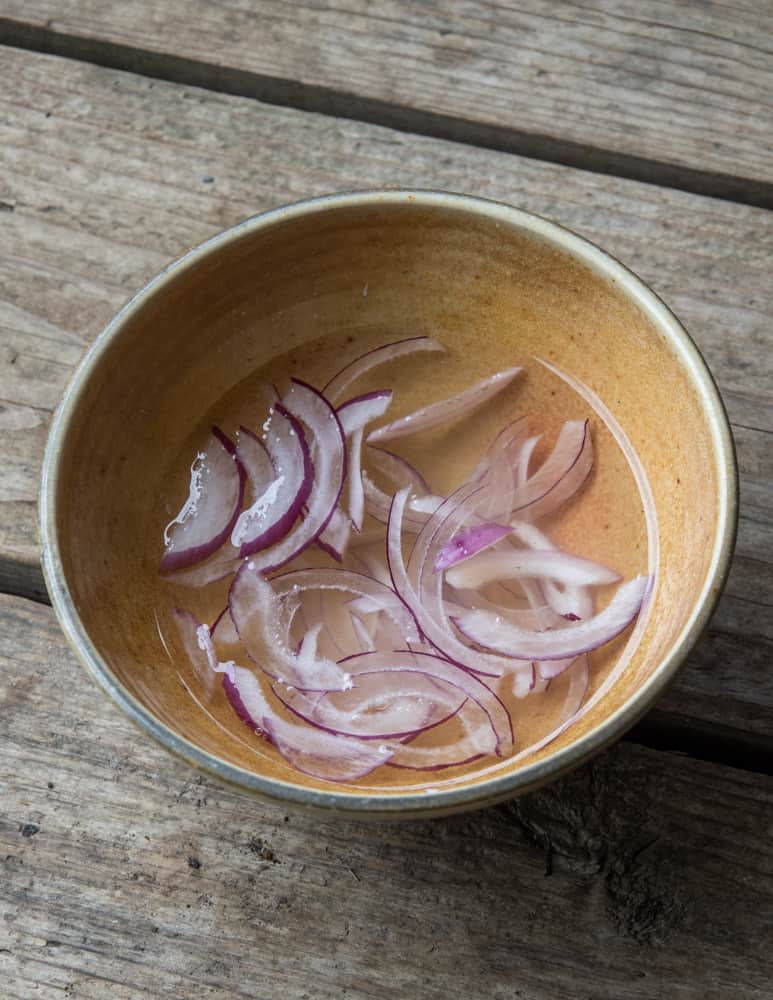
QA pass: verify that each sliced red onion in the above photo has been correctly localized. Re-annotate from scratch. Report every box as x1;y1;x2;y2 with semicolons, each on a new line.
210;605;241;659
434;522;512;573
471;416;528;482
389;700;495;770
362;470;428;532
387;486;534;693
349;611;376;652
336;393;394;534
537;358;658;578
231;408;313;557
366;446;430;495
516;434;541;487
183;613;393;781
323;336;443;404
337;390;393;435
511;419;592;520
510;520;595;622
270;567;421;646
347;427;365;531
444;592;561;632
408;494;446;515
368;366;522;444
229;563;352;692
163;546;244;588
453;576;650;661
222;665;394;782
317;505;352;561
336;650;513;756
234;426;273;496
445;547;620;590
163;353;656;779
276;669;465;740
161;428;246;572
244;380;347;573
171;608;216;699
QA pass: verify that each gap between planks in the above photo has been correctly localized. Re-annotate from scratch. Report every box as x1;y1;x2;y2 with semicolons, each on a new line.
2;16;773;212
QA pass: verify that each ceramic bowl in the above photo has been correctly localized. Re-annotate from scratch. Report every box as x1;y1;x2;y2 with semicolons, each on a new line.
40;191;737;818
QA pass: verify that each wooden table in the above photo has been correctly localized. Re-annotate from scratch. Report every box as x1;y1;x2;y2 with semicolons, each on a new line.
2;5;772;997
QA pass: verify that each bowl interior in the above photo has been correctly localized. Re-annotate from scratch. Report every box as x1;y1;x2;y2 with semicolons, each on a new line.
47;195;728;808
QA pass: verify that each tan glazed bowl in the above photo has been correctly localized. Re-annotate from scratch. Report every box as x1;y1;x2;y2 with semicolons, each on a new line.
40;191;737;818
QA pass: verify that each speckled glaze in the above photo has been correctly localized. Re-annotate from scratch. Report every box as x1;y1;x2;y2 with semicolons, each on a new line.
40;191;737;819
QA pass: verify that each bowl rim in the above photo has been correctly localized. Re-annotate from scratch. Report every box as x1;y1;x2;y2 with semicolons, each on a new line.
39;188;739;817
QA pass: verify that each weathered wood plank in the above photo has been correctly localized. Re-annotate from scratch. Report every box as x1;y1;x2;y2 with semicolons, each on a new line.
1;592;772;999
0;48;771;743
2;1;773;203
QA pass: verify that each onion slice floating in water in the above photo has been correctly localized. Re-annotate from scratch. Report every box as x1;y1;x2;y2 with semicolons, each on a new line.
367;366;522;444
232;409;313;557
270;567;421;647
511;419;593;520
275;670;465;740
245;379;347;573
220;663;395;782
323;336;443;404
453;576;651;661
229;563;353;692
171;608;217;700
389;700;495;771
161;427;245;572
336;650;514;757
366;446;431;495
445;547;620;590
434;522;512;573
388;485;536;692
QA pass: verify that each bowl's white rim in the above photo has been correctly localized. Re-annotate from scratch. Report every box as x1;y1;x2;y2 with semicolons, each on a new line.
39;189;738;817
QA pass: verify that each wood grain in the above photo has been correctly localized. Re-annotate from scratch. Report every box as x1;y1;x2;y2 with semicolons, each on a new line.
0;47;771;744
1;592;772;1000
2;1;773;204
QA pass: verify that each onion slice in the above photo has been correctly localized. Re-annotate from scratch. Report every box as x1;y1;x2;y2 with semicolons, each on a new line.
317;506;352;561
275;670;465;740
389;700;495;770
445;548;620;590
222;664;394;782
234;426;273;498
229;563;352;692
163;546;244;588
511;419;592;520
454;576;651;661
231;410;313;557
434;522;512;572
171;608;216;700
161;428;245;572
323;336;443;404
366;446;431;495
368;366;522;443
246;380;347;573
337;390;393;435
388;486;534;691
270;567;421;646
337;650;513;756
336;392;394;533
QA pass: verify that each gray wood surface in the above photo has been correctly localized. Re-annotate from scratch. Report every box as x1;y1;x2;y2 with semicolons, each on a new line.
2;593;772;1000
2;1;773;204
0;46;771;745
